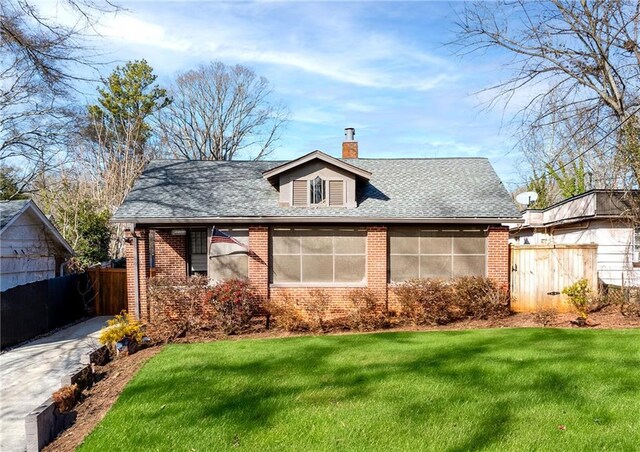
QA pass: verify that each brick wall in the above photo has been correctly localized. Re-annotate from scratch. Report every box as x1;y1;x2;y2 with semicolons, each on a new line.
248;226;269;301
140;223;511;321
125;228;150;320
154;230;187;281
487;226;510;291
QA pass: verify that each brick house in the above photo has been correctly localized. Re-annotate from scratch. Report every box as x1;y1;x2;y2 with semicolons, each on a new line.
113;129;522;321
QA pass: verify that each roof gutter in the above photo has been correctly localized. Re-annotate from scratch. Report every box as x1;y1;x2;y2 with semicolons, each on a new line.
112;216;524;225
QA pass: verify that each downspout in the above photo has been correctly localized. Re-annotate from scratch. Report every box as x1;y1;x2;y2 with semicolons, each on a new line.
133;233;141;319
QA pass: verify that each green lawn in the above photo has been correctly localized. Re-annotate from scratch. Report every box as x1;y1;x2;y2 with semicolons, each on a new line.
80;329;640;451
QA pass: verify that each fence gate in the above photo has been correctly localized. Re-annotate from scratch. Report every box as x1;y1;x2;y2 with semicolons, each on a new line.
88;268;127;315
510;244;598;313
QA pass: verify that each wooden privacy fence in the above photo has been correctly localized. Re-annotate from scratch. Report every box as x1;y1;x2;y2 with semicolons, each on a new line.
87;268;127;315
510;244;598;313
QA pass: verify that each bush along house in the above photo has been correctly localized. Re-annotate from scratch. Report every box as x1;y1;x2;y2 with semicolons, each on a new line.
113;128;522;321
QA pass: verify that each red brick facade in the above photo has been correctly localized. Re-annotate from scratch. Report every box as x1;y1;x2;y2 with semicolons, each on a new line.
487;226;510;291
124;228;150;320
155;230;188;281
248;226;269;300
126;224;511;321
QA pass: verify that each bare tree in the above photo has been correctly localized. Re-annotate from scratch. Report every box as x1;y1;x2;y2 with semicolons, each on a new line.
157;62;288;161
454;0;640;186
0;0;118;193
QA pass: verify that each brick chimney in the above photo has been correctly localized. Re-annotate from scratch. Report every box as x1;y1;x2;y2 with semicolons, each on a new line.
342;127;358;159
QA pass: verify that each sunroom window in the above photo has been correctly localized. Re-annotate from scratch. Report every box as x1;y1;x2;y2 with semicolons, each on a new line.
389;227;487;282
271;227;366;284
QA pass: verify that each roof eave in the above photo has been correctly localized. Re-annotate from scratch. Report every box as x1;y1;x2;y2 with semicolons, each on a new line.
262;150;372;181
1;200;75;255
112;216;524;225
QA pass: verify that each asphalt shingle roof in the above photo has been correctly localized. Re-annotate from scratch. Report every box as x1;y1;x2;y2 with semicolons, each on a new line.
113;157;522;222
0;199;29;230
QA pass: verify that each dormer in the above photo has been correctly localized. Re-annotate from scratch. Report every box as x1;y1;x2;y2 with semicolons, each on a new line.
263;149;371;209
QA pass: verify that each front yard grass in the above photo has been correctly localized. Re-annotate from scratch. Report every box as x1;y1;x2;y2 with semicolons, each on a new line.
80;328;640;451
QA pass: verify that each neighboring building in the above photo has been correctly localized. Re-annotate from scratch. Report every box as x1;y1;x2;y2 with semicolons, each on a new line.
0;200;74;291
113;129;522;320
510;189;639;287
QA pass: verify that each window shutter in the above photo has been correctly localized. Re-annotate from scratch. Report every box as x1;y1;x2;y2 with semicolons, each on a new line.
329;180;344;206
292;180;307;206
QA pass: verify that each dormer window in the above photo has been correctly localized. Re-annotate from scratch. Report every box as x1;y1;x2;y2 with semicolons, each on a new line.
291;177;344;207
264;150;370;209
310;176;326;204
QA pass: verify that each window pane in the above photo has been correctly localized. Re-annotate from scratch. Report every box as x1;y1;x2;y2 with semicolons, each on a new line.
301;255;333;282
310;177;325;204
300;230;333;254
191;230;207;254
420;234;452;254
390;229;419;254
453;256;486;277
420;256;452;279
335;255;366;282
191;254;207;273
273;255;301;282
335;230;366;254
390;255;419;282
453;234;486;254
209;255;248;281
272;232;300;254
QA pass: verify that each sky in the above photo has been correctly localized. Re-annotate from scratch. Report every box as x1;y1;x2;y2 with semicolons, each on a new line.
39;0;529;190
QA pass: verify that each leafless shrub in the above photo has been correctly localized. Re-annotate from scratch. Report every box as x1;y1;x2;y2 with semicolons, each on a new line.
348;288;389;331
265;293;310;332
454;276;511;320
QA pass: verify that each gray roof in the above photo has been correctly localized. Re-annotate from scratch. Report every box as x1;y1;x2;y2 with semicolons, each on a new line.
113;157;522;223
0;199;29;230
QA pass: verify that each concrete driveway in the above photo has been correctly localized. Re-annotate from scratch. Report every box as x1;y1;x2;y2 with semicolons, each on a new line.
0;316;111;452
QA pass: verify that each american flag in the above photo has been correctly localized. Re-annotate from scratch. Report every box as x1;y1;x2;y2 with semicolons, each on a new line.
210;227;248;250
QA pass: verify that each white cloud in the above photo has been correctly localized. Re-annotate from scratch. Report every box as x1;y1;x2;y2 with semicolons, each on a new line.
96;13;192;52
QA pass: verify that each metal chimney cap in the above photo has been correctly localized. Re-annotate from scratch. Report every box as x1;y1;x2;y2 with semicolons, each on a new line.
344;127;355;141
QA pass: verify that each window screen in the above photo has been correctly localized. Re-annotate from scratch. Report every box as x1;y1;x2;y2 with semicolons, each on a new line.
389;227;486;282
208;228;249;281
272;227;366;284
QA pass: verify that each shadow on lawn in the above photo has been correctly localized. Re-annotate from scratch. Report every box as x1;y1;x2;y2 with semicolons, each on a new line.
118;329;639;451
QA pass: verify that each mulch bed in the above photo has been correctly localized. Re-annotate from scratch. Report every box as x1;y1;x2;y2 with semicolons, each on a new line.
43;306;639;451
43;347;161;452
